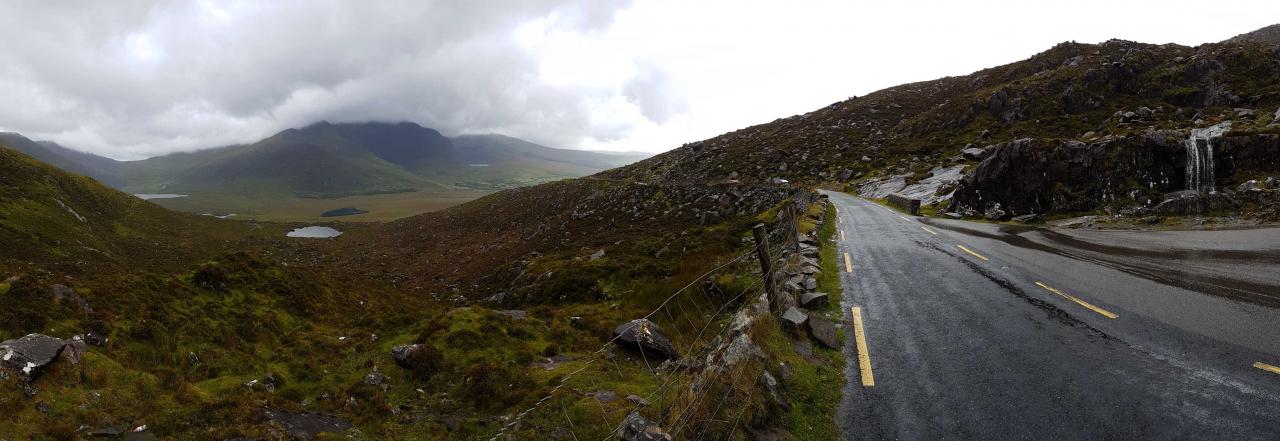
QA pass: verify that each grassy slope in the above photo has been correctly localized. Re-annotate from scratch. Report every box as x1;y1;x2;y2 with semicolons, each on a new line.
0;145;258;274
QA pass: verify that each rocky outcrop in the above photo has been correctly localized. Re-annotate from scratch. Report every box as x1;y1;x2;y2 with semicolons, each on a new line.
0;334;85;380
951;131;1280;216
613;319;680;360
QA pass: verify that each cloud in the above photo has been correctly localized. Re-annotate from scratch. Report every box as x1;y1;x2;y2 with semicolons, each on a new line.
0;0;670;159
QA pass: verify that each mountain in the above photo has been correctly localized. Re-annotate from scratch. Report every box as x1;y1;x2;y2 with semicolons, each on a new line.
1226;24;1280;45
450;134;650;189
0;133;122;187
600;32;1280;219
111;121;648;198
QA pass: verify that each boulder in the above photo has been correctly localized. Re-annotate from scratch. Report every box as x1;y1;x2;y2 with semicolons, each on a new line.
759;371;789;411
806;314;840;349
613;319;680;360
1272;108;1280;126
802;276;818;291
780;307;808;334
0;334;84;380
391;344;438;371
590;249;606;261
961;147;988;161
799;292;829;309
617;412;673;441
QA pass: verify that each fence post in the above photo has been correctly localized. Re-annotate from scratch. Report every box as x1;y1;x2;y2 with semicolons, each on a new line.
752;223;775;309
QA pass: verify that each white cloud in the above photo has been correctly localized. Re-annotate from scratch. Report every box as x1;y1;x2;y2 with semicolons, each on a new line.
0;0;1276;159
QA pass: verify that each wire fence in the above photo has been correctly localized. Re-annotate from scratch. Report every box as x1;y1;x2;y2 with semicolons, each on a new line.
487;195;814;441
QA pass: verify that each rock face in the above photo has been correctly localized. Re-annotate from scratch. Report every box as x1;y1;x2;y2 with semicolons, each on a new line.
0;334;84;379
951;133;1280;216
858;175;907;199
617;412;673;441
613;319;680;360
898;165;967;206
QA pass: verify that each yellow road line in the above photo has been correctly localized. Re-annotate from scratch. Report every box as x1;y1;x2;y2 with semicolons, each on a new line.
956;244;989;261
1255;362;1280;375
851;307;875;387
921;226;938;235
1035;282;1119;319
843;253;853;273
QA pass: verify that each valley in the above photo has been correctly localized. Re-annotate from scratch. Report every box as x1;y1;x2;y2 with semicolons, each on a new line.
2;11;1280;441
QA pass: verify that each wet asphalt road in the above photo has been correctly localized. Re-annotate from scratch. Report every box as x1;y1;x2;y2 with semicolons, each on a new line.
822;191;1280;440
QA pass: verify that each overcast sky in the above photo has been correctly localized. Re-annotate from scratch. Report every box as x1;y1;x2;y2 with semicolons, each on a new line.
1;1;1277;160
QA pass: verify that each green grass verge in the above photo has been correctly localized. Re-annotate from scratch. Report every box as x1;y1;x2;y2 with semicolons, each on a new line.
771;200;847;440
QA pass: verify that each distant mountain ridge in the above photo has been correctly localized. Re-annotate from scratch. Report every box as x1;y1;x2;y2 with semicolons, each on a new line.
0;122;650;199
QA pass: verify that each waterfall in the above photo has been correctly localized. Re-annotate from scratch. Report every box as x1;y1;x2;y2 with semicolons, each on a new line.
1184;122;1231;193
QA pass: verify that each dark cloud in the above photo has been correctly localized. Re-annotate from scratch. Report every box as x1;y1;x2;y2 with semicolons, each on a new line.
0;0;666;159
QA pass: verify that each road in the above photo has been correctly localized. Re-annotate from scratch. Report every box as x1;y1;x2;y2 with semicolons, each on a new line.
822;190;1280;440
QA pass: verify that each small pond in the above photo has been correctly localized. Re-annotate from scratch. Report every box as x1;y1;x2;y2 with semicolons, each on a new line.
286;226;342;238
134;194;188;200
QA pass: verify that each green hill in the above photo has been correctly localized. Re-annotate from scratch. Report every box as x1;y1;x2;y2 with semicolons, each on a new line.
0;143;254;273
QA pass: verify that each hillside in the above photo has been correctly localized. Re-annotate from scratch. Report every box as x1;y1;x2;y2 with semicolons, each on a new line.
601;29;1280;221
0;144;257;274
0;133;122;187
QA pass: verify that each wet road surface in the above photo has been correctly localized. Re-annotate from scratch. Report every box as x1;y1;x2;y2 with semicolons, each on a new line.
823;191;1280;440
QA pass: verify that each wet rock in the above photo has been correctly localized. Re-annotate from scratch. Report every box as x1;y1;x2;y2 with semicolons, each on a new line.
0;334;84;380
799;292;829;309
780;307;808;334
806;314;839;349
858;175;908;198
895;165;966;206
261;409;352;441
613;319;680;360
617;412;673;441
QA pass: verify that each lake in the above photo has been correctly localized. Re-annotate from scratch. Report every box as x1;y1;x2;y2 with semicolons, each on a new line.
135;194;188;200
286;226;343;238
